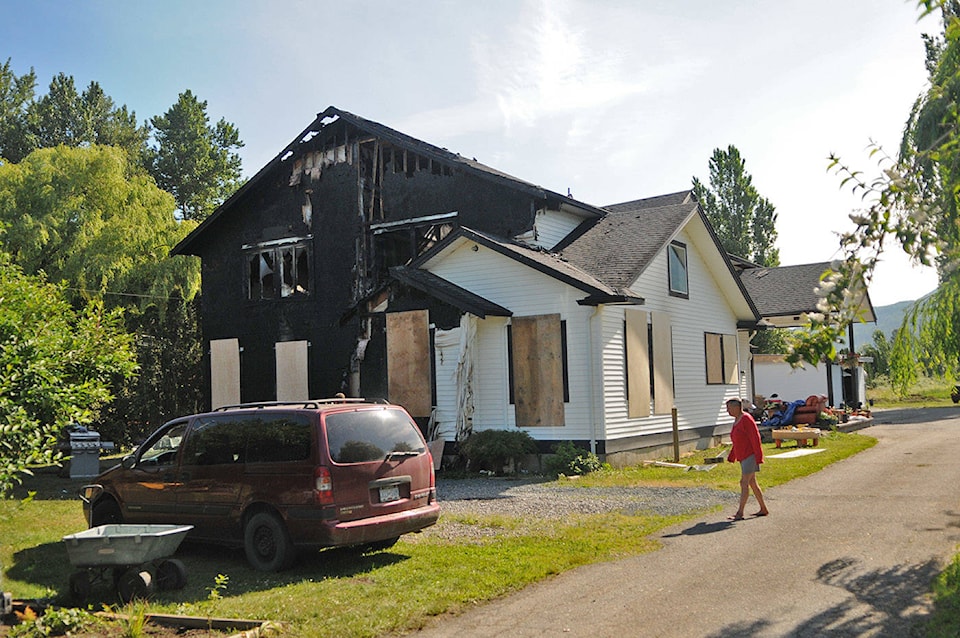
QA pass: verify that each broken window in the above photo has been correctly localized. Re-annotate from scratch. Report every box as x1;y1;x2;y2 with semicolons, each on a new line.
247;241;311;300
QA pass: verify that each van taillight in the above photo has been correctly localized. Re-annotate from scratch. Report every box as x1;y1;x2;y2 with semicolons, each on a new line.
314;466;333;505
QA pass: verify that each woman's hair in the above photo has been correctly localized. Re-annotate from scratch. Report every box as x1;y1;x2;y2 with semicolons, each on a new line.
726;398;742;407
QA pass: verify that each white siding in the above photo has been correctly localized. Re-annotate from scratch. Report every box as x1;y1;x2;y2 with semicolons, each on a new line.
427;242;597;441
598;228;744;442
532;208;586;250
433;327;461;440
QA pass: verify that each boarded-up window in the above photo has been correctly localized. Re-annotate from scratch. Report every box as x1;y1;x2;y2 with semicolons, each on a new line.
387;310;432;418
276;340;309;401
210;338;240;409
705;332;739;385
510;314;565;427
651;311;675;414
625;309;651;418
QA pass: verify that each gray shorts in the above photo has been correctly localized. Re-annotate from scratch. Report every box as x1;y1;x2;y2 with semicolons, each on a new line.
740;454;760;474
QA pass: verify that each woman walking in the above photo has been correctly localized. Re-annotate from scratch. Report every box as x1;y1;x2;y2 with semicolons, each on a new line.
726;398;769;520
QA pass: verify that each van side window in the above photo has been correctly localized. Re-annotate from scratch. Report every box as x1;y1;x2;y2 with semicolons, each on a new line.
245;415;312;463
139;421;187;467
325;408;425;464
183;417;245;465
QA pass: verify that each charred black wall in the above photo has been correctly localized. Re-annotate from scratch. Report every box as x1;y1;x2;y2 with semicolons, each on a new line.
195;142;544;408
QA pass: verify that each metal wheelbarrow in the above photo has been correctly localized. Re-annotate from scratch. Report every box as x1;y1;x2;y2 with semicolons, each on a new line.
62;524;193;603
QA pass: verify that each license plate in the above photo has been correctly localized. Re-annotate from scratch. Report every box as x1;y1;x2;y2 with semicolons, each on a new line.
379;485;400;503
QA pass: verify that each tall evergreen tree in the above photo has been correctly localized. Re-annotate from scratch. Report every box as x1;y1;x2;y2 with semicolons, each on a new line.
692;145;780;267
147;90;243;221
24;73;149;163
0;58;36;163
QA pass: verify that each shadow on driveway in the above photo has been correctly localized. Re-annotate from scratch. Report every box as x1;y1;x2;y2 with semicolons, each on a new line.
704;557;941;637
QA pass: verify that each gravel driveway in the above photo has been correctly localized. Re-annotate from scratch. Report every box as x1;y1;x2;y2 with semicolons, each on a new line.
433;477;736;521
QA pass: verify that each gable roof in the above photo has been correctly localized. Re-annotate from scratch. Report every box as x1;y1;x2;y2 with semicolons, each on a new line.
739;261;877;326
413;227;644;306
557;191;699;290
172;106;605;256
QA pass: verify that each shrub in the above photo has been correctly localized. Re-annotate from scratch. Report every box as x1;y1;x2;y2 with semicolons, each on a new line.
459;429;537;474
544;441;603;477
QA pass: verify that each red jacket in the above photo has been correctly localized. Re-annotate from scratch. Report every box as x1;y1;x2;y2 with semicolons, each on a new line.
728;412;763;464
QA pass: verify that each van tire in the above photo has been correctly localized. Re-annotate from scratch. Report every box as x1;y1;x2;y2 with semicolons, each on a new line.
244;512;294;572
91;499;122;527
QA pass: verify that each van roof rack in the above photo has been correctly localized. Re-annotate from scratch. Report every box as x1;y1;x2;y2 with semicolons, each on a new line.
213;397;388;411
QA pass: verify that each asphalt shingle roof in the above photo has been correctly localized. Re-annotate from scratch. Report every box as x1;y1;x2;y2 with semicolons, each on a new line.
738;261;834;318
558;191;697;290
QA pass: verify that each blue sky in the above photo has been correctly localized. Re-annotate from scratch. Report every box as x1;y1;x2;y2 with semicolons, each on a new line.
1;0;941;306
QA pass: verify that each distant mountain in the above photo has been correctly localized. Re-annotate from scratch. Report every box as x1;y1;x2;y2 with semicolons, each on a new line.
850;299;919;349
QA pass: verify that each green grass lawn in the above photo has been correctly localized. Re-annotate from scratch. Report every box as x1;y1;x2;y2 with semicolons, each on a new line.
867;376;958;408
3;429;951;638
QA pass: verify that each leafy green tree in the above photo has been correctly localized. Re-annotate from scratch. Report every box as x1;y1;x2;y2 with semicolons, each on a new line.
0;144;199;305
0;58;36;164
787;3;958;390
3;71;149;164
692;145;780;267
100;295;203;447
860;329;893;385
147;90;243;221
0;145;204;440
693;145;785;353
0;253;137;495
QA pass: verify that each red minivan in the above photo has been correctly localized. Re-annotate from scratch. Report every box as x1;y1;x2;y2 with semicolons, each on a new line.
81;398;440;571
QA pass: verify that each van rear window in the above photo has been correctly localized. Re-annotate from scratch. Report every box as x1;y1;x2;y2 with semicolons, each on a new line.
325;408;425;464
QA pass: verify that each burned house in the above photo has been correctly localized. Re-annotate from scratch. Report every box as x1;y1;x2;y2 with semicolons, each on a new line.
173;107;763;462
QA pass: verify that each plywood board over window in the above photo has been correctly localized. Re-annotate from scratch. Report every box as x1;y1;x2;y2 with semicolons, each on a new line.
705;332;739;385
651;311;675;414
625;309;651;418
276;340;309;401
512;314;565;427
387;310;432;418
210;338;240;409
723;334;739;384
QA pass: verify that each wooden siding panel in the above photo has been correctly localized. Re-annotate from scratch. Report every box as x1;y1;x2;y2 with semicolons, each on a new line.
512;314;565;427
210;338;240;409
275;340;309;401
625;309;650;418
652;311;674;414
387;310;432;418
705;333;722;384
723;334;739;385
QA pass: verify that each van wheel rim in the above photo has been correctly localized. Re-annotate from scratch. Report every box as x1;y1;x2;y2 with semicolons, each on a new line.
254;526;276;558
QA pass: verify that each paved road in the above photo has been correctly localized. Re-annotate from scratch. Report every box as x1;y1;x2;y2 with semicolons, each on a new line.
413;407;960;637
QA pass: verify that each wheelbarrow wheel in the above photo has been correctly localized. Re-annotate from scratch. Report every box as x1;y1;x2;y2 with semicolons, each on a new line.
156;558;188;591
117;568;153;603
68;571;91;603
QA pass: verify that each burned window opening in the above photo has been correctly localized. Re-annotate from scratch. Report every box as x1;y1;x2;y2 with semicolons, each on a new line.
247;241;311;301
